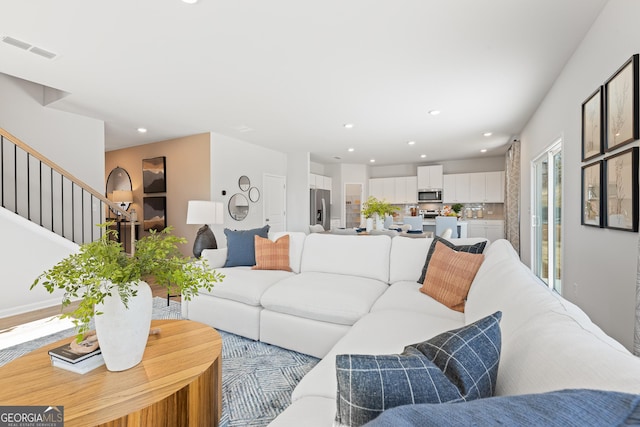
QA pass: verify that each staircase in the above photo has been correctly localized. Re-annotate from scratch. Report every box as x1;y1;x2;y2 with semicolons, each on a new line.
0;128;134;250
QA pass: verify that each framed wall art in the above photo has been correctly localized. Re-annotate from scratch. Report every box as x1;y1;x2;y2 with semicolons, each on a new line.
605;54;639;151
581;161;603;227
143;196;167;231
582;87;603;161
142;156;166;193
604;147;638;231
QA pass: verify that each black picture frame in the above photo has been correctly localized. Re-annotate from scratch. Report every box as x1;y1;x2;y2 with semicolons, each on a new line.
581;160;603;227
604;54;639;152
582;87;604;161
142;157;166;193
603;147;638;231
143;196;167;231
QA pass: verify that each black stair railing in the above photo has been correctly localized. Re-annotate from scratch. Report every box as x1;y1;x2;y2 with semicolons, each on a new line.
0;128;134;250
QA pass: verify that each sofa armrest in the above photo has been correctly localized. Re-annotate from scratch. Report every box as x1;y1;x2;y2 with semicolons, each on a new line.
201;248;227;268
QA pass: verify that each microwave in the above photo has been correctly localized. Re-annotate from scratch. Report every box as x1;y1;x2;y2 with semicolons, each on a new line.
418;189;442;202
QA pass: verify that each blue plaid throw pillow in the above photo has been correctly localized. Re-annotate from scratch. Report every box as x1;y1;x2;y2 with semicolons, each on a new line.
335;311;502;426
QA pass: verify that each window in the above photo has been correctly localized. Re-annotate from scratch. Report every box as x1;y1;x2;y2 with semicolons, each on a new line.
532;139;562;292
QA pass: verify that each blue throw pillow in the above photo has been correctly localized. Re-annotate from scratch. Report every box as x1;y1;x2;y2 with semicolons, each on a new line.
223;225;270;267
417;236;487;284
335;311;502;426
364;389;640;427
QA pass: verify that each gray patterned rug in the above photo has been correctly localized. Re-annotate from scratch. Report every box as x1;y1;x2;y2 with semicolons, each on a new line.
0;297;319;427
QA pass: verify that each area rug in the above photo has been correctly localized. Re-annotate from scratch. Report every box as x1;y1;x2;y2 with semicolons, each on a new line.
0;297;319;427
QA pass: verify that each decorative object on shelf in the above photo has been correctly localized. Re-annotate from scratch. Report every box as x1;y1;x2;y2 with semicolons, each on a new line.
249;186;260;202
186;200;224;257
239;175;250;191
142;156;166;193
605;54;639;152
582;86;604;161
31;224;224;371
106;166;132;216
581;161;603;228
143;196;167;231
604;147;638;231
229;193;249;221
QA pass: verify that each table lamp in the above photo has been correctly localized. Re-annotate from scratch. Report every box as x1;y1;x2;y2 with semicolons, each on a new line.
186;200;224;258
111;190;133;217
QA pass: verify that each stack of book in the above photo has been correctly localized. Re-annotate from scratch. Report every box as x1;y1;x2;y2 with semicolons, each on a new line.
48;342;105;374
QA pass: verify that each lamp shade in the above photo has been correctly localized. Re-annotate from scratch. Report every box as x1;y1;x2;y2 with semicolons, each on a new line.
111;190;133;203
186;200;224;225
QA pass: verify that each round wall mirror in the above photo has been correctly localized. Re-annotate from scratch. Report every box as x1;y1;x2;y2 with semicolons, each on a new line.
239;175;250;191
106;166;132;214
229;193;249;221
249;186;260;202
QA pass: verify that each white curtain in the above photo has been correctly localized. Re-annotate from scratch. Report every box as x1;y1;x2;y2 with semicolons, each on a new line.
504;141;521;254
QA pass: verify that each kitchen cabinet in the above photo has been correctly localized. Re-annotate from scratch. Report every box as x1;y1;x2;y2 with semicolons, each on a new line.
468;171;504;203
467;220;505;241
443;174;470;203
417;165;443;189
444;171;503;203
369;176;417;203
310;173;332;203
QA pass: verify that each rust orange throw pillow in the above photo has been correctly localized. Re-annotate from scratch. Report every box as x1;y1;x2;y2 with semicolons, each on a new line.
252;235;292;271
420;241;484;312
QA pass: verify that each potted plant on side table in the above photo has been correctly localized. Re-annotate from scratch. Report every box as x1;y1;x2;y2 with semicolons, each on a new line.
31;223;224;371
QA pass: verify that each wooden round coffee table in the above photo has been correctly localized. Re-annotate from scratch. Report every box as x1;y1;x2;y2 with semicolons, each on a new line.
0;319;222;426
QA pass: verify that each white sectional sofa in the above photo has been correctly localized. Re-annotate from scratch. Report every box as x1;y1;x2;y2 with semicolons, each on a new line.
181;231;640;426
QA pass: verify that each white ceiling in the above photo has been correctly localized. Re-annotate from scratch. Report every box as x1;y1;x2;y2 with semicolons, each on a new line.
1;0;607;166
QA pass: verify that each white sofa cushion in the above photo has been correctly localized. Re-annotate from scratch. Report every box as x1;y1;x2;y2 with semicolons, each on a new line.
269;231;306;273
292;309;464;402
370;280;465;323
389;236;489;284
199;266;294;306
300;234;392;282
260;272;388;326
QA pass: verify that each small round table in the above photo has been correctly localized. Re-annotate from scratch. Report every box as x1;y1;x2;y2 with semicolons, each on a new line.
0;319;222;426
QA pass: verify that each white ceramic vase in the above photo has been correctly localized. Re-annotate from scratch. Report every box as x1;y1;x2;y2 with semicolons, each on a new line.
375;214;384;230
366;217;374;232
94;280;153;371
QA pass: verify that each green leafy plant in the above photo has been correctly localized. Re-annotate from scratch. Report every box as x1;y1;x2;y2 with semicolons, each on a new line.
451;203;464;214
361;196;400;218
31;223;224;339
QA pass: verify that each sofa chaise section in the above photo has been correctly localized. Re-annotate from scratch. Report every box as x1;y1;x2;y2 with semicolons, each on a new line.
259;233;392;358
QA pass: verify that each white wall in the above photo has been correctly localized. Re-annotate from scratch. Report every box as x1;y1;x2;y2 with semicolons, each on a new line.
210;132;288;245
0;74;105;190
287;152;311;232
520;0;640;350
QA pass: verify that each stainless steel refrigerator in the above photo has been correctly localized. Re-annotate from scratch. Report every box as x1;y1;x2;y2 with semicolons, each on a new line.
310;189;331;230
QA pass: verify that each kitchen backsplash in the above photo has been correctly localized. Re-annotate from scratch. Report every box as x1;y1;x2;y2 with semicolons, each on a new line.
391;202;504;220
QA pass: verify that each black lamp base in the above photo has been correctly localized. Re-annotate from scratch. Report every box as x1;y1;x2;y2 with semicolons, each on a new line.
193;224;218;258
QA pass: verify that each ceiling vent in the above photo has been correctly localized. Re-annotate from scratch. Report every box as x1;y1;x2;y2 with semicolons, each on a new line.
2;36;58;60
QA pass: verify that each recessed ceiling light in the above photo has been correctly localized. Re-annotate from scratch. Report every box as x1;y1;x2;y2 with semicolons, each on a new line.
344;123;354;129
483;132;492;137
370;159;376;163
182;0;198;4
428;110;441;116
348;148;355;152
407;141;416;145
137;127;147;133
420;154;427;158
480;149;487;153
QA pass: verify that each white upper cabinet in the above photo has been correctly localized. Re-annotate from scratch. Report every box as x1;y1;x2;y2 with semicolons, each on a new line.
444;171;503;203
417;165;443;189
369;176;418;204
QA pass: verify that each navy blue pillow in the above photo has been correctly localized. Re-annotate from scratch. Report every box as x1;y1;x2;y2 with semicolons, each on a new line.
365;389;640;427
223;225;270;267
335;311;502;426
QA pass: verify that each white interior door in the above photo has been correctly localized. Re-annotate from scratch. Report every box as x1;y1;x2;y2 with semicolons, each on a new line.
263;174;286;232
